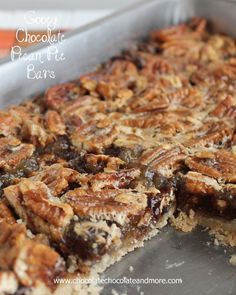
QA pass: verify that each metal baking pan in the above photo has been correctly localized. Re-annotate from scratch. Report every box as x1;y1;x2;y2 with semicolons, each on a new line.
0;0;236;294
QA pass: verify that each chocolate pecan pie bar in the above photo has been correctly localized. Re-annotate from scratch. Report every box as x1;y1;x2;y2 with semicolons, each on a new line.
1;18;236;294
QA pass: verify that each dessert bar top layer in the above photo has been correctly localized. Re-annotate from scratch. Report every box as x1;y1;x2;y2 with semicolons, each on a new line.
1;18;236;294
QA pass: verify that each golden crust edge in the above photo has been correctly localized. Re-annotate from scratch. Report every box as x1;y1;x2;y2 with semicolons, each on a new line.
171;210;236;247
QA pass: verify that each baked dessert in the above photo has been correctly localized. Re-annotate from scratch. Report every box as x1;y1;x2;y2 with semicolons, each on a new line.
1;17;236;294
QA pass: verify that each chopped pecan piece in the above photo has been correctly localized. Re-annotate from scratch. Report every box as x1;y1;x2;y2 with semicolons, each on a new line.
139;55;175;77
84;154;124;172
112;132;144;159
121;113;163;129
106;59;138;77
15;239;64;289
207;35;236;59
91;60;138;101
96;81;117;100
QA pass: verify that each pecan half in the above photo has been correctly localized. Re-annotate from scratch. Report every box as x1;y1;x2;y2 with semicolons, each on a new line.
0;200;16;224
84;154;124;172
88;168;140;191
0;222;65;290
61;96;106;124
184;121;233;148
63;188;147;225
71;119;119;153
210;95;236;119
129;89;169;113
32;164;81;196
185;149;236;183
0;137;35;171
45;110;66;135
0;111;21;137
183;171;221;195
45;82;81;110
139;145;186;177
4;180;74;241
21;119;50;147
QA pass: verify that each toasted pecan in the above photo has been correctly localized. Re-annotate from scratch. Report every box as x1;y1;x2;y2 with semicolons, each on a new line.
45;110;66;135
88;168;140;191
0;200;16;224
63;188;147;225
0;137;35;171
210;95;236;119
71;119;119;153
45;82;81;110
183;171;221;195
4;180;74;242
185;149;236;183
0;222;65;290
139;145;186;177
32;164;81;196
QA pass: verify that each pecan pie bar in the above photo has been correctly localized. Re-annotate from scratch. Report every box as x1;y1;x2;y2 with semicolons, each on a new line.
1;17;236;294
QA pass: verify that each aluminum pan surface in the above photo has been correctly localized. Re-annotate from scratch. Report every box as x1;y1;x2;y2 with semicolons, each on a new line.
0;0;236;294
104;227;236;295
